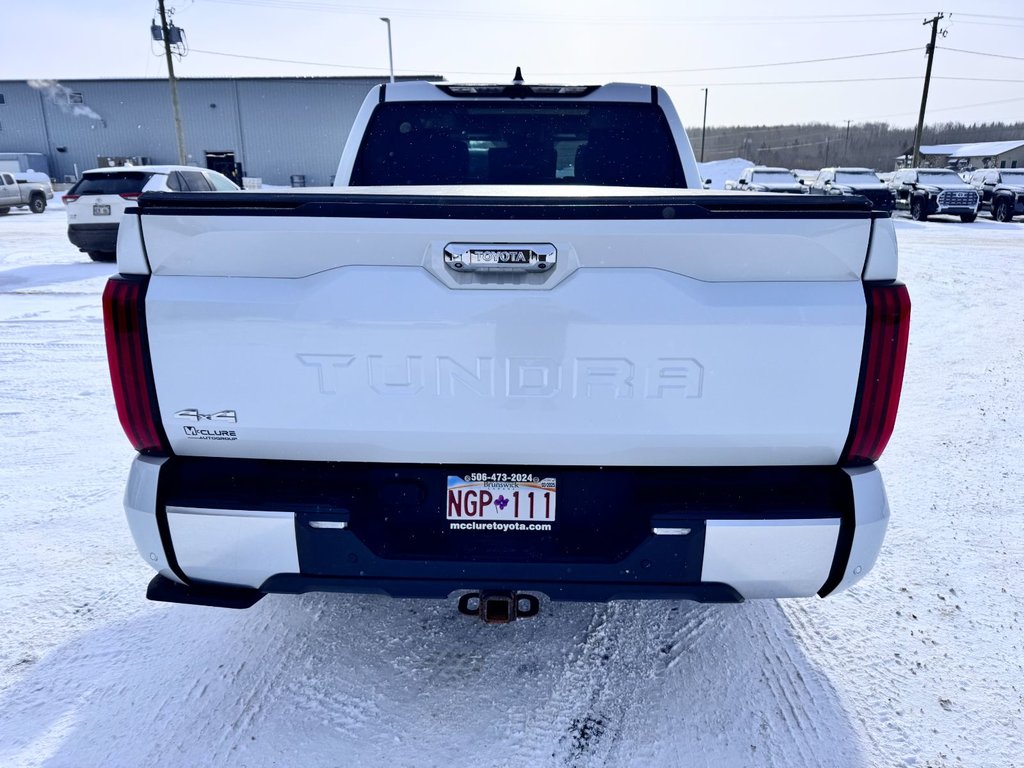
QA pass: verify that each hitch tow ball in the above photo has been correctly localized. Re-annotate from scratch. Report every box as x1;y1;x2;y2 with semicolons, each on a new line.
458;591;540;623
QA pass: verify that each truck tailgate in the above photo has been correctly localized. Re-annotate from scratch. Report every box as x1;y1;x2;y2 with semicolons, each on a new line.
134;190;882;467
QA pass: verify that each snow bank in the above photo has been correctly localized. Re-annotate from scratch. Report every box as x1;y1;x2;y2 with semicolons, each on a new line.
697;157;752;190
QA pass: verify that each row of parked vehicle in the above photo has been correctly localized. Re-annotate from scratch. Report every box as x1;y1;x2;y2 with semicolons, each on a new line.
725;165;1023;223
723;166;900;213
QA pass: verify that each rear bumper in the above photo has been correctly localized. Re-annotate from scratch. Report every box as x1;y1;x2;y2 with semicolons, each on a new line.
124;456;889;606
68;223;119;253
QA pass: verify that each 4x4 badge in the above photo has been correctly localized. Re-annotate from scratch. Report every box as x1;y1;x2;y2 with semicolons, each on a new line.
174;409;238;423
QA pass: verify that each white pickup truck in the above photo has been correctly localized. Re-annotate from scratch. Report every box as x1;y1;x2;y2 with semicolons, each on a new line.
104;79;910;621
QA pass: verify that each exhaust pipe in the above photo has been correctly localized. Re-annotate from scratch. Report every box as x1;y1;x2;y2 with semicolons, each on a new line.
458;591;540;623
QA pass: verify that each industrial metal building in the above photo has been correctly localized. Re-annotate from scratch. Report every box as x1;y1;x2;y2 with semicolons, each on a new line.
0;75;437;186
919;140;1024;170
895;140;1024;171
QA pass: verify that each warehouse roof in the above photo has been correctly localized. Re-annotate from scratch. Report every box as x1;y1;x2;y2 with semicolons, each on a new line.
920;140;1024;157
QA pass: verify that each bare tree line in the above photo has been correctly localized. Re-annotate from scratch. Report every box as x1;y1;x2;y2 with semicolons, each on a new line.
688;121;1024;171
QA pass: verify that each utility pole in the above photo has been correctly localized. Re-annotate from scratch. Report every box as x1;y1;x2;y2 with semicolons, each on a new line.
700;88;708;163
157;0;187;164
844;119;852;164
912;13;945;168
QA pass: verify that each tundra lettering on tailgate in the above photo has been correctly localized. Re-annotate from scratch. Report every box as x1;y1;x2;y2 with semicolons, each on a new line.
297;354;704;399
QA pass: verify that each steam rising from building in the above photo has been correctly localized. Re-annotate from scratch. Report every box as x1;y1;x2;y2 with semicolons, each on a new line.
28;79;104;121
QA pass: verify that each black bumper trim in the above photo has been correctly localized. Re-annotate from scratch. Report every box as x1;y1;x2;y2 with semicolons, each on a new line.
260;574;743;604
147;574;264;609
68;223;119;252
152;457;858;602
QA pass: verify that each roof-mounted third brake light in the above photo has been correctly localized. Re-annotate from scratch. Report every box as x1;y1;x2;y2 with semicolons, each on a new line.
436;68;597;99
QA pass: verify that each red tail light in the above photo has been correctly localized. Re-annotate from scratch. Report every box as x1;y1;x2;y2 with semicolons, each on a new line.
841;282;911;465
62;194;79;203
119;192;142;200
102;276;169;454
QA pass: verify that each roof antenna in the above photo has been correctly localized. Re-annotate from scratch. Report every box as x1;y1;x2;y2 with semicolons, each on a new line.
513;66;524;84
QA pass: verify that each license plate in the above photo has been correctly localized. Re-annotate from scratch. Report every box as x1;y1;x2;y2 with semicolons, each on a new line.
447;474;557;526
93;204;111;216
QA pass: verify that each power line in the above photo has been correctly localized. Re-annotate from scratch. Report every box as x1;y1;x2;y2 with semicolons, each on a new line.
954;12;1024;21
665;75;1024;87
200;1;929;26
939;46;1024;62
667;76;919;87
865;95;1024;121
934;76;1024;83
186;49;1024;87
190;47;393;72
949;20;1024;29
648;48;920;75
187;45;921;78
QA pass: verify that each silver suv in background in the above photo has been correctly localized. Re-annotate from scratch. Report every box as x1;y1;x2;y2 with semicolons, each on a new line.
63;165;239;262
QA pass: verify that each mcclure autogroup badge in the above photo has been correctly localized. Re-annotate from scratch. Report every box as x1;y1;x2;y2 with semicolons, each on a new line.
182;426;238;441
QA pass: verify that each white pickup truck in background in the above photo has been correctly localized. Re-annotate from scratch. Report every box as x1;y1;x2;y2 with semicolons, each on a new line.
104;78;910;622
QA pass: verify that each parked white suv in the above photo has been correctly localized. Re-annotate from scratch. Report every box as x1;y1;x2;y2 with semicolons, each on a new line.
64;165;239;262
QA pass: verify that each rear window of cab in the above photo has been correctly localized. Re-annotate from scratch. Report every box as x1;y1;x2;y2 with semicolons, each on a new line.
70;172;155;196
351;101;686;188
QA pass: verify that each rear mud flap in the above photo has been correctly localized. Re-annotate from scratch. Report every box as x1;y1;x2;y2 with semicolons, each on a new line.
146;574;265;609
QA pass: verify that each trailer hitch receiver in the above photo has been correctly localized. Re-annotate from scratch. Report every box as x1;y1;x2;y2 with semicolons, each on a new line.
458;591;540;623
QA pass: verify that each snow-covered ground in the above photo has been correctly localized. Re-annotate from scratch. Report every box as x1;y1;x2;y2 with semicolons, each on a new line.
698;157;752;189
1;205;1022;768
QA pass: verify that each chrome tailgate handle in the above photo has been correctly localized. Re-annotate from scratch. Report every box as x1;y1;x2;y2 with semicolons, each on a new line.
444;243;556;273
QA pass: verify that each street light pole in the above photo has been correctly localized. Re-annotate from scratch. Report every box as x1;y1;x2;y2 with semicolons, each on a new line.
700;88;708;163
380;17;394;83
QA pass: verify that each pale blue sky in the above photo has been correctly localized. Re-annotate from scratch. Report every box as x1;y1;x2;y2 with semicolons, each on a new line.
4;0;1023;129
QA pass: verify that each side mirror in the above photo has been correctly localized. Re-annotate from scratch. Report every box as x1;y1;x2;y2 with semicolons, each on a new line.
704;178;712;185
799;179;806;185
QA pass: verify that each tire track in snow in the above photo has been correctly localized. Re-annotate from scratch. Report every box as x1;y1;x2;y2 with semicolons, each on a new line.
756;612;823;767
505;603;625;767
504;601;720;768
600;602;868;768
